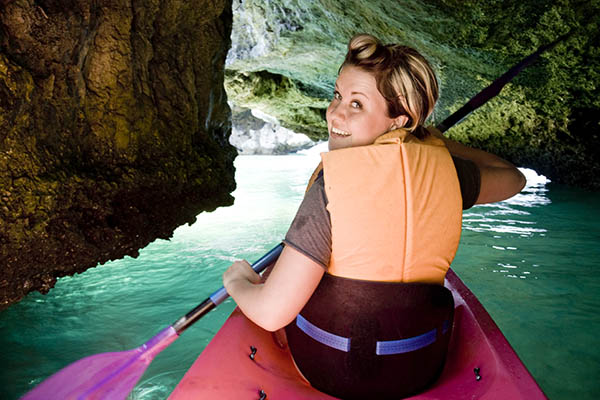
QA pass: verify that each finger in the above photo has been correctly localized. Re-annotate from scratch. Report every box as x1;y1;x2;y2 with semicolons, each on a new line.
225;260;261;285
240;260;261;284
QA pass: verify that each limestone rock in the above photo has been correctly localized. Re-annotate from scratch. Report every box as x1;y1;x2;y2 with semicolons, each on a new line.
225;0;600;189
230;108;314;154
0;0;236;309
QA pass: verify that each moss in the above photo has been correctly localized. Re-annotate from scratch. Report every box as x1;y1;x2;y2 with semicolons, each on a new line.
424;0;599;186
226;0;507;138
0;55;35;137
1;0;236;309
225;69;329;139
0;55;34;102
114;117;131;150
227;0;599;187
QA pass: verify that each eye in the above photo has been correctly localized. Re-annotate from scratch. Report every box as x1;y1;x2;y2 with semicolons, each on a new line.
351;100;361;109
333;91;342;100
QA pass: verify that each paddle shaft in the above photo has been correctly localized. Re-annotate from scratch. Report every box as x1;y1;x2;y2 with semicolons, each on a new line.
21;244;284;400
170;35;568;335
172;243;284;334
435;32;570;133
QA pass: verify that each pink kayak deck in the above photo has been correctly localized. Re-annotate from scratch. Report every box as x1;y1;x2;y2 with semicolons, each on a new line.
169;269;547;399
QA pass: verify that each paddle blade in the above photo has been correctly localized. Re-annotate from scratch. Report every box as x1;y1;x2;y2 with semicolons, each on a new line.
22;326;178;400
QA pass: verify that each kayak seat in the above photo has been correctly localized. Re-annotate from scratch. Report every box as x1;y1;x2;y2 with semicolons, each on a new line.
285;273;454;400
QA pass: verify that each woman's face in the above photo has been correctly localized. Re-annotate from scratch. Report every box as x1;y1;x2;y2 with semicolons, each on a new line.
326;65;397;151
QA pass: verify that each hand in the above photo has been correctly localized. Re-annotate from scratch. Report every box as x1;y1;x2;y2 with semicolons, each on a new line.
221;246;324;332
223;260;261;292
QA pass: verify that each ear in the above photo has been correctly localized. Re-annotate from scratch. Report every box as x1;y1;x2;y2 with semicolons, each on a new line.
390;115;409;130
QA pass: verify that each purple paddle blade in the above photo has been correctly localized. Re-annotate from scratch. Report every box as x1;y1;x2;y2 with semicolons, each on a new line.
20;245;284;400
22;326;178;400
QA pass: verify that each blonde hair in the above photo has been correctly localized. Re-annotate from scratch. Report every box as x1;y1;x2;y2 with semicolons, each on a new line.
341;34;439;138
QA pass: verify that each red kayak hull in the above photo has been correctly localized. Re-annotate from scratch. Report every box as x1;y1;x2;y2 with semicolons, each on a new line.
169;269;546;399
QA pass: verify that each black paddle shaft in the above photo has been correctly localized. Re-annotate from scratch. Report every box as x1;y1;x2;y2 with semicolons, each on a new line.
436;32;571;133
171;243;284;334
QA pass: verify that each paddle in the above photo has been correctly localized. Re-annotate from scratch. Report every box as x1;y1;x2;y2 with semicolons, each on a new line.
436;31;571;133
21;31;570;400
21;243;284;400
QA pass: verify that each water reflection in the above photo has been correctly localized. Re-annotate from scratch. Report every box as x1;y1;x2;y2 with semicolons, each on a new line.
462;168;550;238
456;167;552;284
504;168;551;208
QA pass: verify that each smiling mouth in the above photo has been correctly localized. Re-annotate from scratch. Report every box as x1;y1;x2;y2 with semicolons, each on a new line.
331;127;351;137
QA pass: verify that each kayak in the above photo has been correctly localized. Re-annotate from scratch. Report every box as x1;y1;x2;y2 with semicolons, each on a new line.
169;269;547;399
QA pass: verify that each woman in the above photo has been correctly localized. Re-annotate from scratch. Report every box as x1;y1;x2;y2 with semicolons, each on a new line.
223;34;525;398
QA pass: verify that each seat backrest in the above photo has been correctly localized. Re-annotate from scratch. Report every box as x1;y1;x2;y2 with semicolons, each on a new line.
285;273;454;399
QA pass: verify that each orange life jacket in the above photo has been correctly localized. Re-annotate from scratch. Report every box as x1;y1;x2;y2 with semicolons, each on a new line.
308;127;462;284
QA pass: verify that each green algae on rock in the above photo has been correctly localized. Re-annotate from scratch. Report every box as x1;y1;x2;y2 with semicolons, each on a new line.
0;0;236;309
226;0;599;188
225;69;329;139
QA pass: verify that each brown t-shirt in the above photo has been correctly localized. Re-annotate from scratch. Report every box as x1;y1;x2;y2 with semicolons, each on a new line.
283;156;480;269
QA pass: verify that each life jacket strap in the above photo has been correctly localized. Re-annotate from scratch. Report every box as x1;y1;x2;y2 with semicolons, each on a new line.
296;314;351;352
296;313;450;355
376;320;450;355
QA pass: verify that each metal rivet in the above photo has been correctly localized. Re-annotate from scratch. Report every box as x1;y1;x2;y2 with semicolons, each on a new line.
250;345;257;360
258;389;267;399
474;367;482;381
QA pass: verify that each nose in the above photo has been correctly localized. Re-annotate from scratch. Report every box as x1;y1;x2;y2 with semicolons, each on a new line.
327;100;345;124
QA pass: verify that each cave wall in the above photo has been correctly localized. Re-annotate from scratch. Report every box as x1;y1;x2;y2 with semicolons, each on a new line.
1;0;598;309
226;0;599;188
0;0;236;309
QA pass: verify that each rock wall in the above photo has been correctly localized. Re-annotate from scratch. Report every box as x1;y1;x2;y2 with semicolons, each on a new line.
1;0;599;309
225;0;600;189
230;107;314;154
0;0;236;309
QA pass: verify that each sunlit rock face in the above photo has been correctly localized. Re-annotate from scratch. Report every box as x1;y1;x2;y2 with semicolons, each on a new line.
226;0;599;189
0;0;236;309
230;107;314;154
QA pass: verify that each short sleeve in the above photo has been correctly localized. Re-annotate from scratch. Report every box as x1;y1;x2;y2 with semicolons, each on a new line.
452;156;481;210
283;175;331;269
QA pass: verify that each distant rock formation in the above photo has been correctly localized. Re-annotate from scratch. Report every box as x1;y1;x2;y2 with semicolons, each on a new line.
224;0;600;189
230;107;314;154
0;0;236;309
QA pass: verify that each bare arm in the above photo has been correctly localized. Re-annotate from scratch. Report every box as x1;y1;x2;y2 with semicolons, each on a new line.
431;129;526;204
223;245;325;331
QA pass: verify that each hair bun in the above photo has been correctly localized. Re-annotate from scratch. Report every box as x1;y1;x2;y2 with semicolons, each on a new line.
349;34;381;60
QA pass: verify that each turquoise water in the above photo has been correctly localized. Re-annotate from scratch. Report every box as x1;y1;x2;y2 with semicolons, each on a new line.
1;147;599;399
